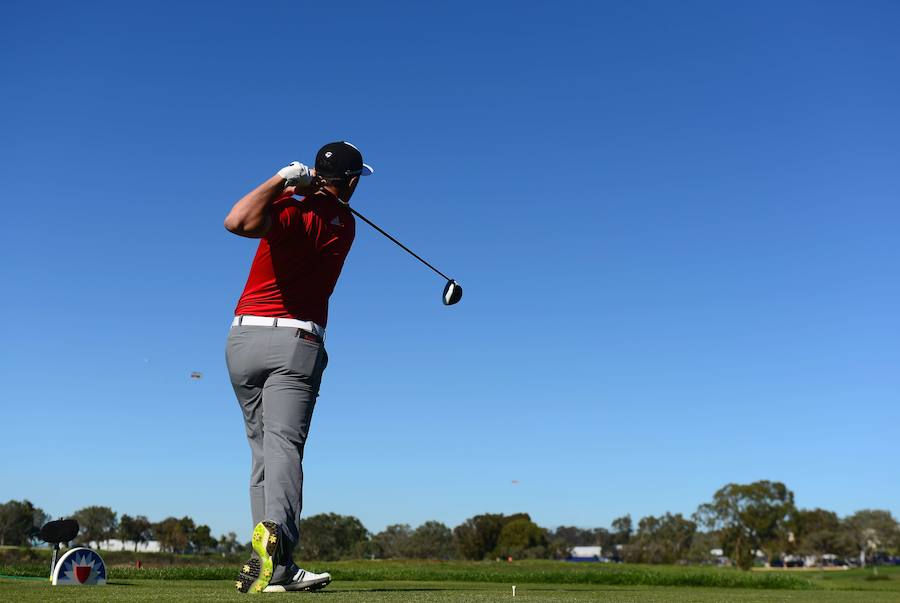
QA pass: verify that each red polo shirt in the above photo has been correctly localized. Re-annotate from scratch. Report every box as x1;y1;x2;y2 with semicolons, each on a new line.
234;192;355;327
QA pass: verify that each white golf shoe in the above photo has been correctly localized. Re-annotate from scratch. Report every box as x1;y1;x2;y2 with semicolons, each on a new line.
262;567;332;592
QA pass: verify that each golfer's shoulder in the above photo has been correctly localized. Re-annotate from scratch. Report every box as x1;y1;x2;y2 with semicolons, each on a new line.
294;194;343;221
274;194;322;221
281;194;353;232
274;194;304;210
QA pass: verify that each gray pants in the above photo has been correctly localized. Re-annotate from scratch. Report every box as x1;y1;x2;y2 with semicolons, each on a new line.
225;324;327;582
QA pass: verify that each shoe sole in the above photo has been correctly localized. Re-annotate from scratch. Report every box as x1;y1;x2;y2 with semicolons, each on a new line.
263;574;332;592
235;557;262;594
235;521;280;594
305;576;332;591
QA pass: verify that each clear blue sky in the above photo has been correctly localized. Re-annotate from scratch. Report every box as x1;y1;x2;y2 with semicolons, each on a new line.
2;1;898;540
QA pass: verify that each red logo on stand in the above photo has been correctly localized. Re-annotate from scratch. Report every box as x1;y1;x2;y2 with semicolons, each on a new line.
74;564;92;583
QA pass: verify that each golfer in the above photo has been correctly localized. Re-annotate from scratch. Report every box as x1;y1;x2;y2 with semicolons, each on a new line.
224;142;372;593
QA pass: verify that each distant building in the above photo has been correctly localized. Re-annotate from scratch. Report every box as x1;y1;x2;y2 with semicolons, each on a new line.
88;539;162;553
568;546;603;561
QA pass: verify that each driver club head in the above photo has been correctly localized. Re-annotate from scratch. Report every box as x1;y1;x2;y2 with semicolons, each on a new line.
443;280;463;305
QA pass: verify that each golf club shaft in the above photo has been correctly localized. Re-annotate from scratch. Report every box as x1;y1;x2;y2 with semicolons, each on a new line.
347;206;453;282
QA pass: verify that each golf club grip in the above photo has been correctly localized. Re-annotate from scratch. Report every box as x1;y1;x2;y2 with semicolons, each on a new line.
348;207;452;282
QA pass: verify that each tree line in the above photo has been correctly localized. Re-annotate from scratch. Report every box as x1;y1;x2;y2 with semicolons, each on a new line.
3;480;898;569
0;501;243;555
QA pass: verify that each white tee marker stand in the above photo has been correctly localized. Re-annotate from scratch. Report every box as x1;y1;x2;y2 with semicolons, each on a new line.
512;585;517;597
39;519;108;586
51;548;108;585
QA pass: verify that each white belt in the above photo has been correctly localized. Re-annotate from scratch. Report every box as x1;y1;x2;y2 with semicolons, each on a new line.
232;315;325;340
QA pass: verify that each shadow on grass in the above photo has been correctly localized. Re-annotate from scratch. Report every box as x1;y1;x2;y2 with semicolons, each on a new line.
314;586;646;595
317;588;448;593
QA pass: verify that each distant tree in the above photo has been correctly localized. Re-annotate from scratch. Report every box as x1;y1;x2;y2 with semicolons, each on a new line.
685;530;720;564
494;518;548;559
192;524;217;553
72;506;118;547
791;509;848;560
408;521;454;559
454;514;504;560
218;532;245;555
547;531;571;560
135;515;152;550
594;528;616;557
453;513;530;560
695;481;794;570
118;515;153;552
611;515;633;545
296;513;369;560
551;526;600;547
118;514;134;544
30;507;51;546
842;510;900;568
624;513;696;564
0;500;47;546
154;517;192;553
548;526;601;559
373;524;412;558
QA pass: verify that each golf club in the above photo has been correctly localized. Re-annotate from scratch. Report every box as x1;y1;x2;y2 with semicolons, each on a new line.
346;205;463;306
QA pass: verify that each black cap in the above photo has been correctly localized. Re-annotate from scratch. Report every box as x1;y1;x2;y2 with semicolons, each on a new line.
315;141;374;180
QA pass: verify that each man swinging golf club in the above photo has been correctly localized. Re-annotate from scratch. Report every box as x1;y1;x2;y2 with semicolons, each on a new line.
224;141;372;593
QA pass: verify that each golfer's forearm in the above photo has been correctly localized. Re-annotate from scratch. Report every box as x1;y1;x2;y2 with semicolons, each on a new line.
224;174;285;237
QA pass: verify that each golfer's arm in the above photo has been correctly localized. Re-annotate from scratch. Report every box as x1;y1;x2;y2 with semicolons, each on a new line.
224;174;285;238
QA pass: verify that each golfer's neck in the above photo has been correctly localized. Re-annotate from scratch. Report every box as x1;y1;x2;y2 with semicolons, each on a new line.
322;185;349;204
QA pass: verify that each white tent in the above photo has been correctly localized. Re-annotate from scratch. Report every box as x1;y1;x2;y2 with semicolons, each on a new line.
569;546;602;559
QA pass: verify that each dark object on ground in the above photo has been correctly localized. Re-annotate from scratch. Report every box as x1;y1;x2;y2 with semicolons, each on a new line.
39;519;79;544
39;519;80;577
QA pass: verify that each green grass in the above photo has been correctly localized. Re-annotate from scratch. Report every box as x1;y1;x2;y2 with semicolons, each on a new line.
806;565;900;592
2;578;900;602
2;559;814;589
2;560;898;601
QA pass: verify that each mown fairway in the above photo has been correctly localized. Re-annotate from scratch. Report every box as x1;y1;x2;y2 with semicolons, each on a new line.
3;579;900;602
2;561;899;602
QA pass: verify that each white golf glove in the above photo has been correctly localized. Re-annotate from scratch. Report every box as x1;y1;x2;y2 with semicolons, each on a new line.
277;161;314;187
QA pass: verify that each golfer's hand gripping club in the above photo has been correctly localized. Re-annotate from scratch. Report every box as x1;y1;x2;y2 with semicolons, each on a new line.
278;161;316;188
